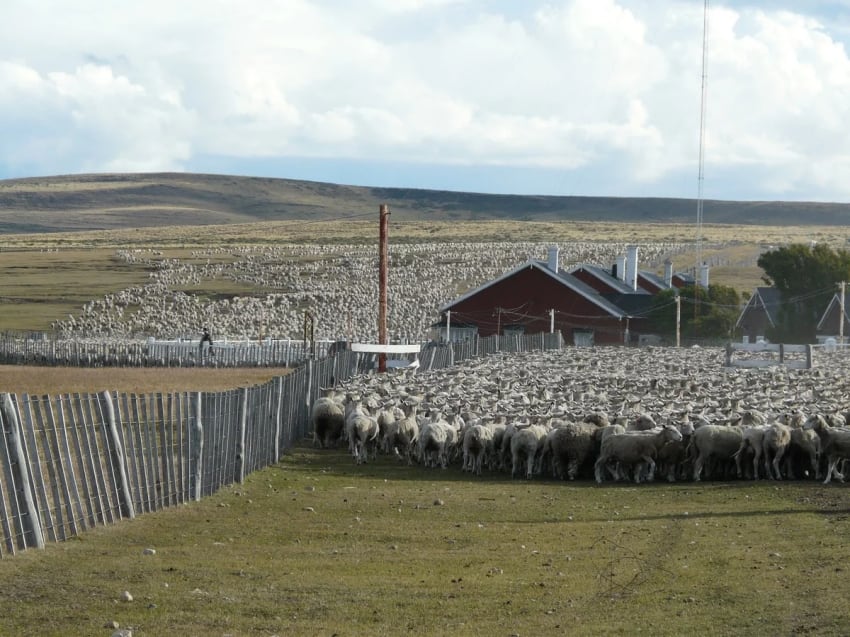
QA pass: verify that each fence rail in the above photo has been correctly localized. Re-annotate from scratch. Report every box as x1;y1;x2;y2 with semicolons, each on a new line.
0;335;344;368
724;342;814;369
0;331;561;556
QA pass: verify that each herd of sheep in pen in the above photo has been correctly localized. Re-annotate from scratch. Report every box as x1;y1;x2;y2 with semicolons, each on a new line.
48;240;715;341
311;346;850;485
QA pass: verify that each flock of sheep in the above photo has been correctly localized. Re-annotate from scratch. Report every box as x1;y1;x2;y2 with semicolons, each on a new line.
311;345;850;485
49;241;695;341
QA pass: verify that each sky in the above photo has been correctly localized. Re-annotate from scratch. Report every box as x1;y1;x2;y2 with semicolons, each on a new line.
3;1;850;203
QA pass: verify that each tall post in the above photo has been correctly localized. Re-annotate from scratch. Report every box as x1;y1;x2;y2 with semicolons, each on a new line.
675;295;681;348
840;281;846;345
447;310;454;367
550;308;555;334
378;204;390;373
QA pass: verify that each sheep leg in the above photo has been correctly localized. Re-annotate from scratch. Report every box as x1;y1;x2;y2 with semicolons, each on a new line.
692;454;704;482
593;458;606;484
642;456;657;483
823;458;839;484
771;449;786;480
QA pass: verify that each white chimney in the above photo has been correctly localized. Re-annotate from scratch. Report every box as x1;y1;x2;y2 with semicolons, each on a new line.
664;258;673;288
625;245;639;291
615;255;627;282
699;262;710;288
547;245;559;273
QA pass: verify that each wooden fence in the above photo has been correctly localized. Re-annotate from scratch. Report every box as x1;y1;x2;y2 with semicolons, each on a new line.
724;342;814;369
0;335;343;368
0;332;565;369
0;331;562;556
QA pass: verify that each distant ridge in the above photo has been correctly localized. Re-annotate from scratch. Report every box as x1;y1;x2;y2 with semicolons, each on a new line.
1;172;849;234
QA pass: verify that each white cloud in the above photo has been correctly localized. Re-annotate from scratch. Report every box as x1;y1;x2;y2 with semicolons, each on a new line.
2;1;850;201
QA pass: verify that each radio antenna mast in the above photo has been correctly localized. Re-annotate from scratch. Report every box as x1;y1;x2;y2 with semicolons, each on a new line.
695;0;709;325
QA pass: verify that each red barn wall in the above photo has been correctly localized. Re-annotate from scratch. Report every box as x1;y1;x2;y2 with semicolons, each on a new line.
447;265;626;344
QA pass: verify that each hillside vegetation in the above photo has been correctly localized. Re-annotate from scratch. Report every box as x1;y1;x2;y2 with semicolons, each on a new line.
3;172;850;233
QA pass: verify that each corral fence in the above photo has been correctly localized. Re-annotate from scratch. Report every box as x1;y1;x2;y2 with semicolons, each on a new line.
0;331;561;555
0;334;344;368
0;331;564;369
724;342;815;369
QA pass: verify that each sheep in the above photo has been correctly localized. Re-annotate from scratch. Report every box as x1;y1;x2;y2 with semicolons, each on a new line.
310;392;345;449
761;423;792;480
344;400;379;463
784;426;821;480
511;424;548;479
733;425;769;479
690;424;744;482
462;424;496;476
377;403;405;453
546;422;601;480
383;404;420;464
803;414;850;484
655;420;694;483
627;413;657;431
418;419;455;469
594;425;683;484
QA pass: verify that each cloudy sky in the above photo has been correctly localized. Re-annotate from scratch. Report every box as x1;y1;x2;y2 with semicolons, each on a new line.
3;0;850;203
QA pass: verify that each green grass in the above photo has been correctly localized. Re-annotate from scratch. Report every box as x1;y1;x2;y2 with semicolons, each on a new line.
2;444;849;636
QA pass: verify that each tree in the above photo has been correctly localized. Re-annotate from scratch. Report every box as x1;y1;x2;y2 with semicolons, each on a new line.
648;284;741;341
757;243;850;342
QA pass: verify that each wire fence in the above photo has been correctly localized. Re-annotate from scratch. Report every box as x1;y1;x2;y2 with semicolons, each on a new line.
0;331;562;556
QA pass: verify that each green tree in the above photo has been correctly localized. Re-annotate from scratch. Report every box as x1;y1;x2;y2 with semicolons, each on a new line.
757;243;850;341
648;284;741;341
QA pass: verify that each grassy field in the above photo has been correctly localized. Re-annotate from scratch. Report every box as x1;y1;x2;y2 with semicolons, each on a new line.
0;444;848;636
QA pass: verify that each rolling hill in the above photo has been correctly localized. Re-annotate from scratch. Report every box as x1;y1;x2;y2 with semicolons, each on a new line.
1;172;850;234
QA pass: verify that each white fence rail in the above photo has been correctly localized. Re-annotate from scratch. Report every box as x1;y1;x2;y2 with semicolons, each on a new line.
724;342;815;369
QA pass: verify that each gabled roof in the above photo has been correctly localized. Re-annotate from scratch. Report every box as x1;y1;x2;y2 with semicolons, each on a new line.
638;270;671;291
735;286;783;329
604;293;656;317
568;264;647;295
439;259;630;318
816;292;850;332
571;263;677;296
673;272;696;284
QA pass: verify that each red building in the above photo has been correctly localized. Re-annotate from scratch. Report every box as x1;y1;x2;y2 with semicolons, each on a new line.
438;248;648;346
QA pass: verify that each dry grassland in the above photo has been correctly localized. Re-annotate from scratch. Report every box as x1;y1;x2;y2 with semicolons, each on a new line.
0;219;845;332
0;365;291;394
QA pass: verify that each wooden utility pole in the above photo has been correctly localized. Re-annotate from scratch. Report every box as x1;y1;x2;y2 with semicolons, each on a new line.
675;295;681;348
378;204;390;372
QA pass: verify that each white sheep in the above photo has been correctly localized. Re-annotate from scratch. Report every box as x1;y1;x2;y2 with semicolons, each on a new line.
310;392;345;448
462;424;496;476
761;423;792;480
593;425;682;484
690;424;744;482
803;414;850;484
594;425;683;484
511;424;548;479
418;418;455;468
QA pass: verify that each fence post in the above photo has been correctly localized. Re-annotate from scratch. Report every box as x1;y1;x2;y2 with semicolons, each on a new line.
1;393;44;550
725;342;733;367
779;343;785;365
807;344;814;369
235;387;248;484
306;356;314;424
274;376;283;461
192;392;203;501
99;391;135;520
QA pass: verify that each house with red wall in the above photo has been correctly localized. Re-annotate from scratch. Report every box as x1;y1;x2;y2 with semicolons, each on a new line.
435;247;672;346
